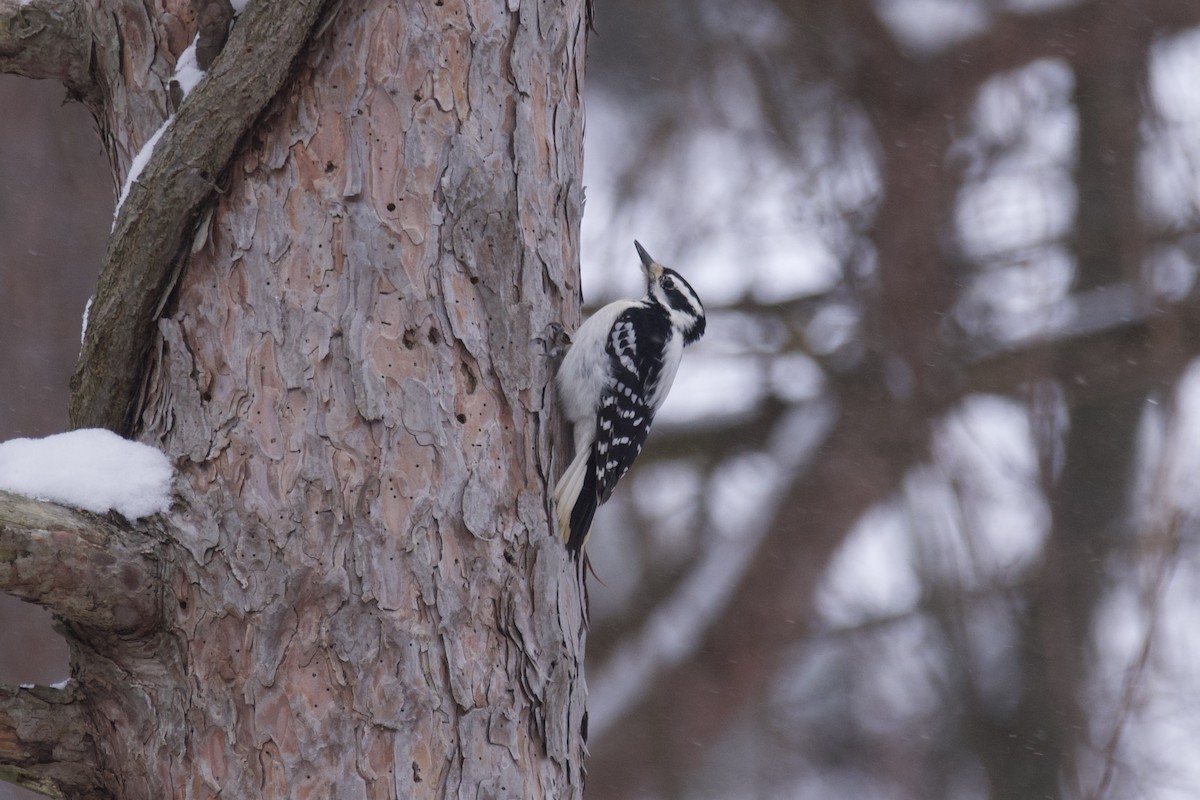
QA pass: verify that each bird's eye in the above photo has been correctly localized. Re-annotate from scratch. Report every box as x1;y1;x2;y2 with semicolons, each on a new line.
662;276;674;289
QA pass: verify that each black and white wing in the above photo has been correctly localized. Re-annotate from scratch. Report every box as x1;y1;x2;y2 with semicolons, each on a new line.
565;305;672;552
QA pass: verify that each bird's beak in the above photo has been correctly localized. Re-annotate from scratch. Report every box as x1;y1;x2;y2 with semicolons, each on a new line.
634;240;661;280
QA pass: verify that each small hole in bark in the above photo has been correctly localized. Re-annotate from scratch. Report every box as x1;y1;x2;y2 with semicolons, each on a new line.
456;413;466;423
325;161;335;173
460;361;478;394
428;328;441;345
201;392;212;402
178;599;188;610
387;202;396;211
469;276;479;285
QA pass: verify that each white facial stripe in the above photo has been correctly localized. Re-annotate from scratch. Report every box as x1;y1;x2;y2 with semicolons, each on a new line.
677;281;703;316
652;270;704;323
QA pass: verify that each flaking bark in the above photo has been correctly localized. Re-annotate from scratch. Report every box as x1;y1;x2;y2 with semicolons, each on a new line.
135;0;591;790
3;0;590;797
70;0;338;434
0;683;106;800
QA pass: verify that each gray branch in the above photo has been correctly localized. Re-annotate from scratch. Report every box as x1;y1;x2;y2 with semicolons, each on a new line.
70;0;338;433
0;683;105;800
0;0;93;97
0;490;162;634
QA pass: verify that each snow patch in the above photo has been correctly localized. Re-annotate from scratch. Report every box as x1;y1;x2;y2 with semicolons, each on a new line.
0;429;174;520
80;295;92;345
113;117;171;224
173;34;205;98
111;29;211;224
111;30;212;224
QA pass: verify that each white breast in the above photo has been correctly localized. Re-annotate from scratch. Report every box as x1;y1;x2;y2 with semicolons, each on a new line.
647;329;684;413
556;299;641;428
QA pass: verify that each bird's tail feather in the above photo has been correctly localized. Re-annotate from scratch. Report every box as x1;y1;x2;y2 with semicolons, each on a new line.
566;465;599;555
554;446;595;554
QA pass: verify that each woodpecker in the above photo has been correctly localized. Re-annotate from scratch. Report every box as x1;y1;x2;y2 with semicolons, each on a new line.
554;241;706;555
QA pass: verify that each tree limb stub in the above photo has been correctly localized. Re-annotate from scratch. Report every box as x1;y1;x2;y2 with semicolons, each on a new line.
0;684;106;800
0;490;162;634
0;0;93;98
69;0;337;433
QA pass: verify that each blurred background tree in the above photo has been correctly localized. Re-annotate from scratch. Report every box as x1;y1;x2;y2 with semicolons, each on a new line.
6;0;1200;798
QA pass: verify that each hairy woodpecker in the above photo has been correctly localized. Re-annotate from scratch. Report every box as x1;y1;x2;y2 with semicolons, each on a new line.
554;241;706;555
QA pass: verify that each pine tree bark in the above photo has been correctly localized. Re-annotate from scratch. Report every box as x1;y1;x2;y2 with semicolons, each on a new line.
1;0;589;797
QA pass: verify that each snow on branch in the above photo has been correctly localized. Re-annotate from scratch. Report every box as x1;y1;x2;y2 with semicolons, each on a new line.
0;0;94;97
0;429;174;520
0;683;104;800
71;0;339;433
0;487;164;634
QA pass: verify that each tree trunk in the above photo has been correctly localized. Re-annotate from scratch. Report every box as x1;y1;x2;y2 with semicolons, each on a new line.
0;0;590;797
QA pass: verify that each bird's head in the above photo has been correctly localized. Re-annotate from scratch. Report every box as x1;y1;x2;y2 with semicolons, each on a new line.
635;240;706;345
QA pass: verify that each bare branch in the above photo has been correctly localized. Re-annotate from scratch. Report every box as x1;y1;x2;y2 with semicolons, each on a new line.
0;490;162;634
964;291;1199;407
0;0;93;97
0;684;106;800
70;0;338;433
